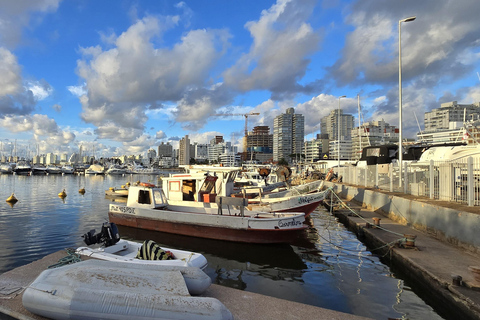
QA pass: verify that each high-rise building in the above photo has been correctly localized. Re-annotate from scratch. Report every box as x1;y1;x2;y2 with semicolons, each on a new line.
321;109;355;141
273;108;304;162
350;120;399;160
424;101;480;132
179;135;190;165
193;143;208;162
304;134;329;162
158;142;173;158
245;126;273;162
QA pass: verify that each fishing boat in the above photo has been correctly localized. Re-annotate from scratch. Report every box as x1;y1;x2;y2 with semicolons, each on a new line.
162;167;326;216
108;183;307;244
76;222;208;270
22;260;232;320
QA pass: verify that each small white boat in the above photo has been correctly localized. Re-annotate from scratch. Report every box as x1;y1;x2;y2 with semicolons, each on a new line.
106;164;127;175
0;163;13;174
76;222;208;270
85;163;105;175
105;186;129;198
61;164;75;174
76;239;208;270
23;260;232;320
46;165;62;174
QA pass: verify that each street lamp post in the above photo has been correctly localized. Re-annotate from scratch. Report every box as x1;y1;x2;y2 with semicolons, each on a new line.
338;95;346;168
398;16;416;188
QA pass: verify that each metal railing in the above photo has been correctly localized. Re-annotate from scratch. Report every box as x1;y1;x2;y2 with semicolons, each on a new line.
336;157;480;206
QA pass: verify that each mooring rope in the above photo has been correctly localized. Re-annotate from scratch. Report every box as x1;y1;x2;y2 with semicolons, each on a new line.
326;189;406;238
48;248;82;269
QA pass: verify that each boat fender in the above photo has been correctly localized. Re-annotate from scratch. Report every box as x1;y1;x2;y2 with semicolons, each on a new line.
136;240;174;260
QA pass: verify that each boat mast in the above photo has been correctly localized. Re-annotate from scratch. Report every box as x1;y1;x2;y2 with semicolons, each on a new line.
357;94;361;155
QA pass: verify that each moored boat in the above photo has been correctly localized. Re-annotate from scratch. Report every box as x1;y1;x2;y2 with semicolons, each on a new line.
13;161;31;175
85;163;105;175
0;163;14;174
108;184;307;244
105;186;129;198
76;222;208;270
31;164;47;175
105;164;127;175
61;164;75;174
162;168;326;216
46;165;62;174
22;259;232;320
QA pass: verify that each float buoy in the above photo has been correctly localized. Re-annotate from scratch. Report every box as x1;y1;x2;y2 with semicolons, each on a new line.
6;193;18;203
58;189;67;198
139;182;155;187
79;188;85;194
126;182;131;186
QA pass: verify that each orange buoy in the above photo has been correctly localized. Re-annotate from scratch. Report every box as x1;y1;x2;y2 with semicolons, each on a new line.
139;182;155;187
79;188;85;194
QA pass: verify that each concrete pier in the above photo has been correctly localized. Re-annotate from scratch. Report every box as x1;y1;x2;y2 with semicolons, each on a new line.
0;251;370;320
325;181;480;319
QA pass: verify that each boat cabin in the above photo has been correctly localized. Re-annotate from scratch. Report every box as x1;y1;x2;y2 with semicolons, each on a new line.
161;169;239;203
126;185;168;209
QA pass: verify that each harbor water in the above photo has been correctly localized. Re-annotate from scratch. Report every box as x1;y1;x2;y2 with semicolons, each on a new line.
0;173;445;320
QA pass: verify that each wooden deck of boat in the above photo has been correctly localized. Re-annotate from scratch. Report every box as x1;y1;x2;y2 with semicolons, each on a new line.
0;250;371;320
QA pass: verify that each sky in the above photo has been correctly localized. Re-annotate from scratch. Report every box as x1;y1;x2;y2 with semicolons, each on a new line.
1;0;479;159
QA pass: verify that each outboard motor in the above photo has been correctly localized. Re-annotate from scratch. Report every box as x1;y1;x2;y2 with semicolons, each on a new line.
82;222;120;247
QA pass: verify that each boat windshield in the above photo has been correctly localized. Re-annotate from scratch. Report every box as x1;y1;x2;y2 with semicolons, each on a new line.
153;189;166;205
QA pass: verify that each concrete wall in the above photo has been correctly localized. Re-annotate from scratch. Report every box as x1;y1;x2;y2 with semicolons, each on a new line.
325;182;480;254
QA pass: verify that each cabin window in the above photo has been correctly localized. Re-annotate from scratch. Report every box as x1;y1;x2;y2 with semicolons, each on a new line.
138;190;151;204
366;148;380;157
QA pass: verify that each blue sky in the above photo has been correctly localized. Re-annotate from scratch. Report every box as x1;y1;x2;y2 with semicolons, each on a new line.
1;0;479;158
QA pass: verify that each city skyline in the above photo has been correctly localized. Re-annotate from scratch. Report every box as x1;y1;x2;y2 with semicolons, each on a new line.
0;0;479;157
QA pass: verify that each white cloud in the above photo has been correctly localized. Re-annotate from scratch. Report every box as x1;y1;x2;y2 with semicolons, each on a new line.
223;0;320;98
0;0;61;48
67;84;87;97
0;47;22;96
155;130;166;139
26;80;53;101
77;16;228;142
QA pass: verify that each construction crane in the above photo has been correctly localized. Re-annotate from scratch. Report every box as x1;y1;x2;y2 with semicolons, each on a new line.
210;112;260;152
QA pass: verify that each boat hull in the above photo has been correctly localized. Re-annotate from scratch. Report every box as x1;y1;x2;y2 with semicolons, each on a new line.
108;211;307;244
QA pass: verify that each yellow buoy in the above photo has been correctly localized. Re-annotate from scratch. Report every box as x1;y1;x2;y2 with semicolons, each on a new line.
109;187;115;191
58;189;67;198
79;188;85;194
126;182;131;186
6;193;18;203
